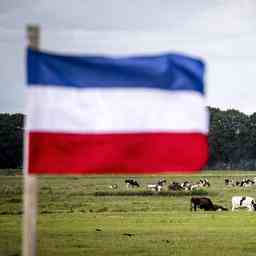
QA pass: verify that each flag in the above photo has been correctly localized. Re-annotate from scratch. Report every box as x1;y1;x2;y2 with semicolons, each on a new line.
26;48;208;174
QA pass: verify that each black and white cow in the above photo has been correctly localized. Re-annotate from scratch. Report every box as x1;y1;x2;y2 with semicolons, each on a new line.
125;179;140;188
224;178;235;186
188;179;210;191
168;182;184;191
240;179;255;187
180;181;192;191
157;178;167;186
147;178;167;192
231;196;256;211
147;183;163;192
200;178;210;187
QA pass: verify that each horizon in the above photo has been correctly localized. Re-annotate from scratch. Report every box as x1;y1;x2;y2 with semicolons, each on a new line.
1;105;255;116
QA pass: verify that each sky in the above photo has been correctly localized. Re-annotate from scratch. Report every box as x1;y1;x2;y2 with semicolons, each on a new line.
0;0;256;114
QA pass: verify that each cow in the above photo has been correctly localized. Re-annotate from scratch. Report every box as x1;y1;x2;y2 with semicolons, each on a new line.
191;197;214;211
180;181;192;191
147;184;163;192
125;179;140;188
235;181;240;186
157;178;167;186
168;182;184;191
191;197;227;211
200;178;210;187
147;178;167;192
240;179;255;187
224;178;235;186
189;183;201;190
231;196;256;211
184;179;210;191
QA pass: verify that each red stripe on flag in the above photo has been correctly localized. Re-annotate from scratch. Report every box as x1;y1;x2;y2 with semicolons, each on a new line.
28;132;208;174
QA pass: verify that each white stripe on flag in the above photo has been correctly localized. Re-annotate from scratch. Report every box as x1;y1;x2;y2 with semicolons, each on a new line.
27;86;208;134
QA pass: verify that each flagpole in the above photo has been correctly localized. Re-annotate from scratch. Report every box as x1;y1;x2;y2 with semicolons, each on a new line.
22;25;40;256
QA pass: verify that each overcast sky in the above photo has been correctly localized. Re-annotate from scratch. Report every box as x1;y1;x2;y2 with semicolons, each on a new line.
1;0;256;114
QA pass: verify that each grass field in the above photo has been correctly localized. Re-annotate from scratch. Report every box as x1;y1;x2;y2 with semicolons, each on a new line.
1;171;256;256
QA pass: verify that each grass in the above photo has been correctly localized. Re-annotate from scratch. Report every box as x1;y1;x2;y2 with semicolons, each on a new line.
1;170;256;256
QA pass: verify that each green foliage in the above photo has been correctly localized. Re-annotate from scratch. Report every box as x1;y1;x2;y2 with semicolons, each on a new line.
208;107;256;169
0;113;24;169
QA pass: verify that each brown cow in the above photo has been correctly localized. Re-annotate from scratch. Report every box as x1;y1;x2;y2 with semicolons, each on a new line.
191;197;214;211
191;197;228;211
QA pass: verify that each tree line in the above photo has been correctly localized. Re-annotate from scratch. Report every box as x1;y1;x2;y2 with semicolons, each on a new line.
0;108;256;170
0;113;24;169
208;107;256;170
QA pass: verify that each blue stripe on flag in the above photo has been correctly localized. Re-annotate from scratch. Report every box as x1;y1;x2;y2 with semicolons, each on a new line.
27;48;205;94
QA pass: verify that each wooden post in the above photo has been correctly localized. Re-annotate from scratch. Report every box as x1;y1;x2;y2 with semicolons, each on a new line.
27;25;40;50
22;174;38;256
22;25;40;256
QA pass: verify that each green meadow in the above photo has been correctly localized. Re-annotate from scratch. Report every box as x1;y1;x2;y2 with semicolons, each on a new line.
1;171;256;256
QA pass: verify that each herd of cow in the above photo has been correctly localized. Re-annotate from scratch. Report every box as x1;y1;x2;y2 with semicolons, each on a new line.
112;177;256;212
225;178;256;187
124;178;210;192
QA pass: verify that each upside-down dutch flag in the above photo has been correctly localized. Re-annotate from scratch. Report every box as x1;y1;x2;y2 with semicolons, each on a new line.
26;47;208;174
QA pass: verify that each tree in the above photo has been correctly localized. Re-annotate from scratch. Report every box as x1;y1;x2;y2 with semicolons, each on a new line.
0;113;24;168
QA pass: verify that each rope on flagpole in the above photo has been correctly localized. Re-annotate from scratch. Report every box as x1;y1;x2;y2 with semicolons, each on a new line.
22;25;40;256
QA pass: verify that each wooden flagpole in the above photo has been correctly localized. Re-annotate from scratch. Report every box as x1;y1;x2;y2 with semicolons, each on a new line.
22;25;40;256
